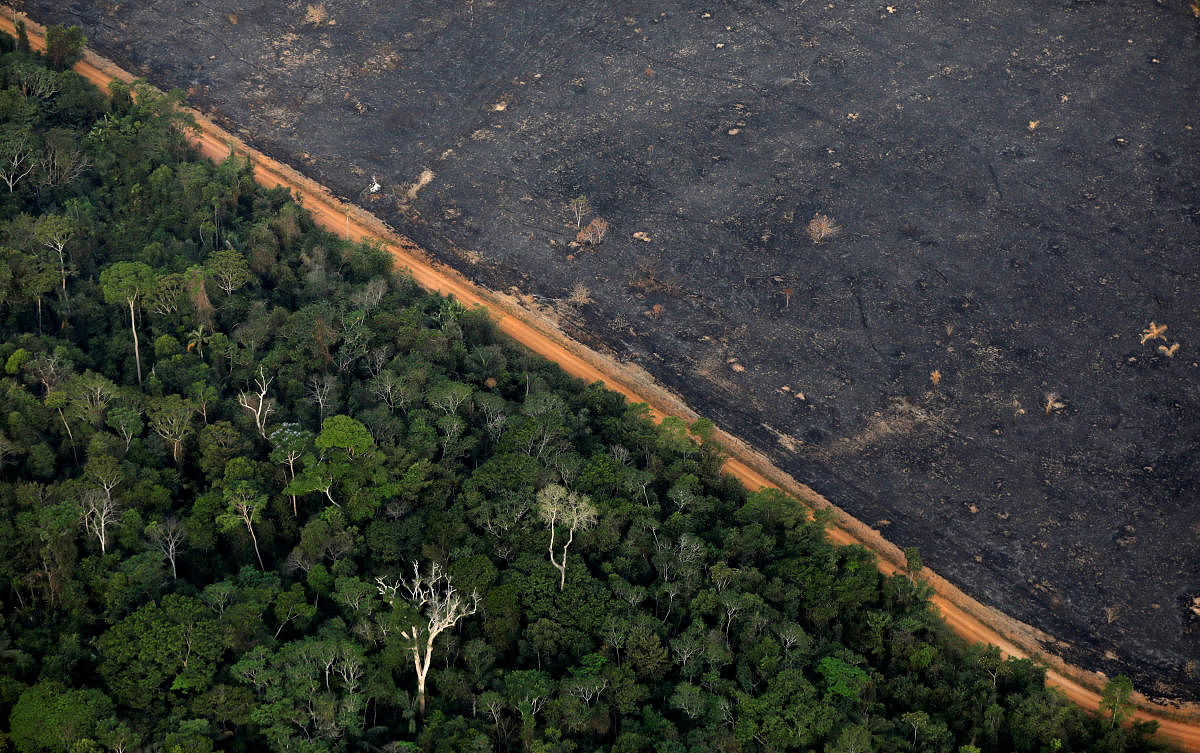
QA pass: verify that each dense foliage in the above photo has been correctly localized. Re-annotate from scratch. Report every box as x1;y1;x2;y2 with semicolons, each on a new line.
0;31;1172;753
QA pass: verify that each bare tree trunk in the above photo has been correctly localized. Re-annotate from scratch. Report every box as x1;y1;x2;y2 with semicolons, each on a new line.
416;649;428;719
286;455;298;515
129;300;142;386
55;406;77;463
245;516;265;570
547;519;566;590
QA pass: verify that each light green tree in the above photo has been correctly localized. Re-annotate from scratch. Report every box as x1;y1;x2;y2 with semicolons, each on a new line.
218;481;268;570
147;395;196;465
207;247;252;295
536;483;598;590
99;262;156;386
1100;674;1134;729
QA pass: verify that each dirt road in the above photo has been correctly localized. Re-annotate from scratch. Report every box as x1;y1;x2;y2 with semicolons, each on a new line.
7;11;1199;750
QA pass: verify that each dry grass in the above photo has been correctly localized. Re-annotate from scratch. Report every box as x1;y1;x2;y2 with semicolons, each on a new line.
566;283;593;307
806;213;840;243
404;168;435;201
304;3;328;25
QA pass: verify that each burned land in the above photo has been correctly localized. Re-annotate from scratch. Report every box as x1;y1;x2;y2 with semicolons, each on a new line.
25;0;1200;699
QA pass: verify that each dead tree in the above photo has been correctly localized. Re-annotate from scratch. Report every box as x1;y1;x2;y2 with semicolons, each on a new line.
576;217;609;246
81;489;119;554
376;561;480;719
146;517;186;580
238;366;274;438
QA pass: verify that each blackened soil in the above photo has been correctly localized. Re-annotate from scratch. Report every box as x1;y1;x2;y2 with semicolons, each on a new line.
28;0;1200;699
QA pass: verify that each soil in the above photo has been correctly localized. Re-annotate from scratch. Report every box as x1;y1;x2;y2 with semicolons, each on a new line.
19;0;1200;710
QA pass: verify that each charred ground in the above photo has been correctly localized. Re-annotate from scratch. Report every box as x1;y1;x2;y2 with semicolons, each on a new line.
25;0;1200;699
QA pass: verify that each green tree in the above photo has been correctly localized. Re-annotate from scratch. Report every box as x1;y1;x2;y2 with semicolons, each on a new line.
217;481;268;570
206;248;252;295
1100;674;1134;729
9;681;112;753
233;639;366;749
504;670;554;742
44;25;87;71
99;262;155;386
105;404;143;451
98;595;225;712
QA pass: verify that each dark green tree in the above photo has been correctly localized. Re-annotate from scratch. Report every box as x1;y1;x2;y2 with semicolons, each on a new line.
44;25;86;71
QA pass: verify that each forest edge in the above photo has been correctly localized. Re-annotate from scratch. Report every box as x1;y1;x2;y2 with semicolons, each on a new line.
4;7;1197;749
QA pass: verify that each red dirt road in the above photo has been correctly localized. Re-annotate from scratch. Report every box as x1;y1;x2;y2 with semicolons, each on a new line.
7;11;1199;750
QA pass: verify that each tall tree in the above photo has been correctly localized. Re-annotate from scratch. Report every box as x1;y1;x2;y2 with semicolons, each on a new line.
1100;675;1134;729
218;481;268;570
80;454;124;553
34;215;75;312
0;124;36;192
147;395;195;465
99;262;155;386
536;483;598;590
145;517;186;580
44;24;87;71
237;365;275;439
269;423;313;516
207;248;252;296
376;560;480;718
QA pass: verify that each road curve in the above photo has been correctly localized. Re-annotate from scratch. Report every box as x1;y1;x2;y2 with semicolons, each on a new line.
6;10;1199;749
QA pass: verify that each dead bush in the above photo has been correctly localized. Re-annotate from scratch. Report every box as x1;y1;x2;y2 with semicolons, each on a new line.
577;217;610;246
806;213;840;243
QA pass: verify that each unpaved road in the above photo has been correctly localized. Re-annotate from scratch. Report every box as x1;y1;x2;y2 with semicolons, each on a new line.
6;11;1199;750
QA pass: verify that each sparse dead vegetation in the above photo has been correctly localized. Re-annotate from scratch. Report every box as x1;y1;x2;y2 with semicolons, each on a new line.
1043;392;1066;416
627;260;685;298
1139;321;1167;344
566;283;593;307
304;3;328;25
577;217;609;246
806;212;840;243
403;168;434;201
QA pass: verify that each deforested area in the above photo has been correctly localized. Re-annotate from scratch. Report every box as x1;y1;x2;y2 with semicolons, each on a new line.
0;31;1183;752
